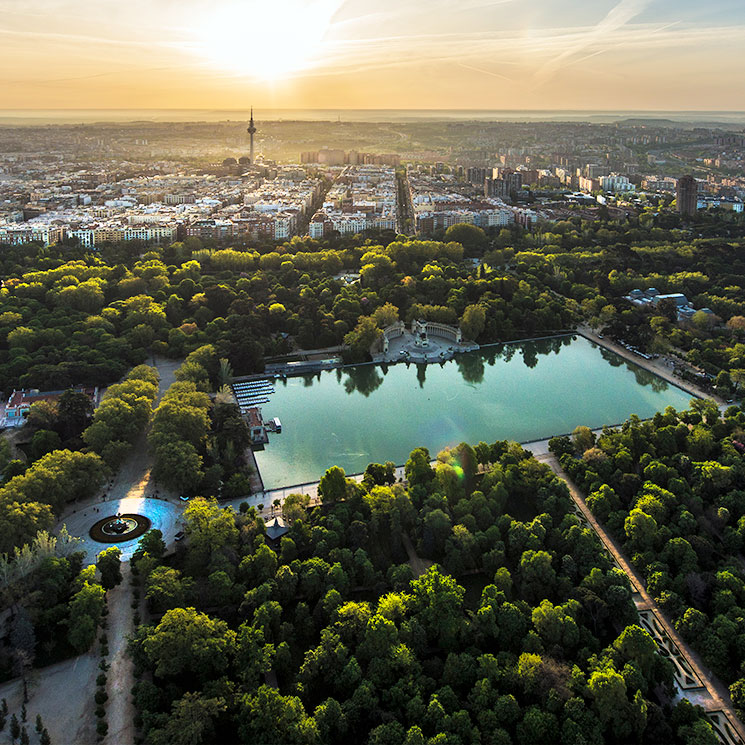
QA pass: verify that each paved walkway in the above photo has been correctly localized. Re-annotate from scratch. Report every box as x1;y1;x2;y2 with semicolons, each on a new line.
538;452;745;743
104;563;136;745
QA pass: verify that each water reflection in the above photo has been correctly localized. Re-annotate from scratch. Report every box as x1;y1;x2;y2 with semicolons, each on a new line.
630;364;669;392
522;345;539;369
300;336;671;396
255;335;693;490
599;348;624;368
456;353;485;384
343;365;385;396
502;345;517;364
482;347;500;367
416;364;427;388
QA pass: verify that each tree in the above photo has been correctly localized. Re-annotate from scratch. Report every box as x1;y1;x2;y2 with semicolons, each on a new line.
726;316;745;336
152;440;203;493
218;358;233;387
612;625;658;685
183;498;238;566
147;692;226;745
372;303;399;328
730;678;745;719
0;449;106;517
344;316;382;360
25;401;58;431
134;529;166;561
532;600;579;649
238;685;318;745
30;430;61;460
624;508;658;551
520;549;556;603
572;425;595;453
444;223;487;252
96;546;122;590
145;567;192;613
420;509;452;557
405;448;433;489
235;624;274;688
516;706;556;745
319;466;347;504
409;566;465;650
588;665;629;735
460;305;486;341
67;572;105;653
142;607;235;681
56;389;93;440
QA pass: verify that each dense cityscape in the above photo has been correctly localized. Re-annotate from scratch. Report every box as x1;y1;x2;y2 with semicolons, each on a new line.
1;118;743;250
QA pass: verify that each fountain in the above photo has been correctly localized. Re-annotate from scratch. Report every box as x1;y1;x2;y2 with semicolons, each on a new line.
89;512;151;543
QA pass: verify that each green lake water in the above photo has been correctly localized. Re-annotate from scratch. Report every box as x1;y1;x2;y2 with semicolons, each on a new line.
253;335;694;489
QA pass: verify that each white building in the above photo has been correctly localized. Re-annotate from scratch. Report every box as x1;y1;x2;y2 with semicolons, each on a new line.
599;174;635;193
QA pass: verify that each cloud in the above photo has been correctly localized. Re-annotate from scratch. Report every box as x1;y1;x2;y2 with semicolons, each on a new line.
532;0;650;86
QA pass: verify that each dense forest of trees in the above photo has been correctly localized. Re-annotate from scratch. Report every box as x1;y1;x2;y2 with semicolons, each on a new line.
0;529;109;681
0;213;744;742
127;441;720;745
148;348;253;497
0;216;743;394
551;400;745;722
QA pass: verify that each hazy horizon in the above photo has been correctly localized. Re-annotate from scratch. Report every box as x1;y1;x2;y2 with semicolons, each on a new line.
2;107;745;127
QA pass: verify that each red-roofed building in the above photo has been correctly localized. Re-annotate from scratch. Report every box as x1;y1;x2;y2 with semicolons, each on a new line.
245;407;268;445
3;386;100;428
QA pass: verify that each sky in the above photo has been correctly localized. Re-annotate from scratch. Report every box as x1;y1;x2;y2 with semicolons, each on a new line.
1;0;745;111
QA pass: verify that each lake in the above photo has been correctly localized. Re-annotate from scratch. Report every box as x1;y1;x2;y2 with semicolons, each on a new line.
253;335;694;489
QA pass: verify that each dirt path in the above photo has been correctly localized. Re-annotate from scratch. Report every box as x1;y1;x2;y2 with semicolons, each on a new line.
103;563;136;745
0;650;99;745
99;356;179;745
57;356;181;528
108;355;180;502
402;533;433;578
538;453;745;741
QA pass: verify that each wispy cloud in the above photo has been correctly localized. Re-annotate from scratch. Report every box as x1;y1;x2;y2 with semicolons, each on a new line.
532;0;650;86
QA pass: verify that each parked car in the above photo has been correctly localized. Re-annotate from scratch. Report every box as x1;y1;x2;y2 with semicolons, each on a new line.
174;531;185;542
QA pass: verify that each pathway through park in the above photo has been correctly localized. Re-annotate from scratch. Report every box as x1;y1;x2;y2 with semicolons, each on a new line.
103;563;136;745
538;452;745;744
102;355;179;745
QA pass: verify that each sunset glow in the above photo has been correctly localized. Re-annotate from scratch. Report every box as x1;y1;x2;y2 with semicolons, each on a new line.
196;0;341;81
1;0;744;110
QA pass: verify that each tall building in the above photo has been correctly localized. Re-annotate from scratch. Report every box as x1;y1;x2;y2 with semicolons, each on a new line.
247;108;257;166
676;175;698;217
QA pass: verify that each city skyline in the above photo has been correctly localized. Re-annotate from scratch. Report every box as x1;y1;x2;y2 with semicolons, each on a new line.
2;0;745;112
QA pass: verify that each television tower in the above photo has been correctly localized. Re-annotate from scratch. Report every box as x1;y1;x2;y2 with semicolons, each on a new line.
247;108;257;165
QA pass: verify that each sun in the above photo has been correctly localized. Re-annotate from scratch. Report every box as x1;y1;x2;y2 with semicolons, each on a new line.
197;0;340;81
